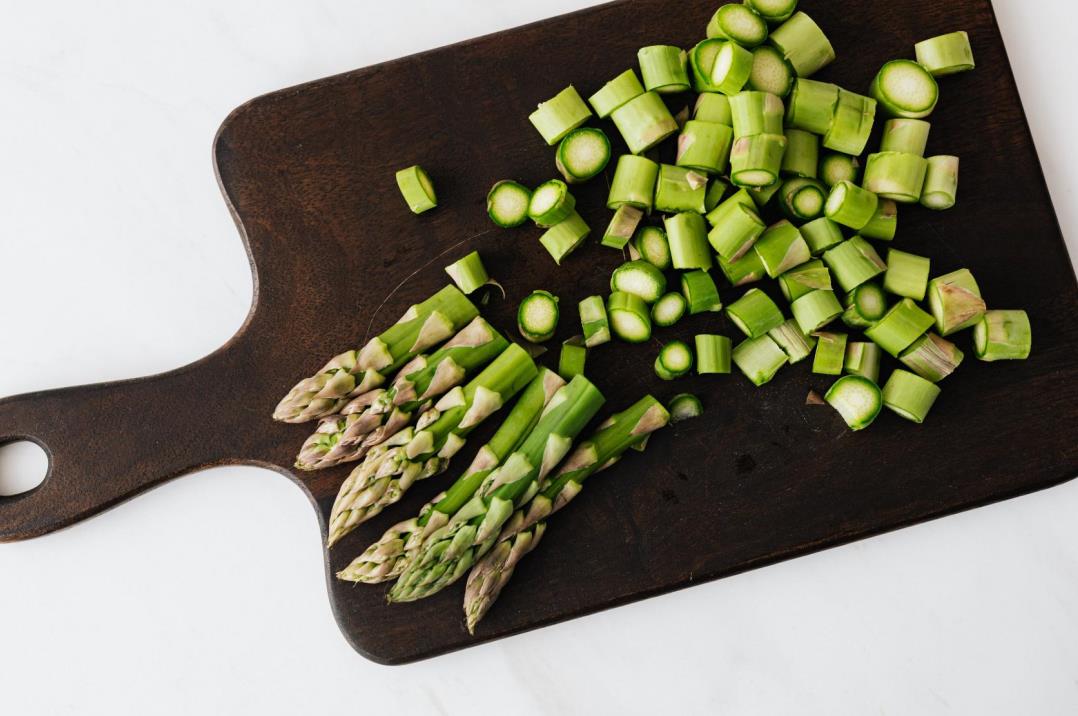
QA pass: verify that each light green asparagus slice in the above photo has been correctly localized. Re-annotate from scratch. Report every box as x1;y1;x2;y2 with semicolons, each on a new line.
336;369;565;583
325;344;537;547
387;375;605;602
294;318;507;470
463;395;670;632
273;285;478;423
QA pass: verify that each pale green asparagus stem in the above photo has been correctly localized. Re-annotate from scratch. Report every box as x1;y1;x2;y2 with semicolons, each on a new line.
273;285;479;423
325;344;537;547
463;395;670;632
387;375;605;602
294;318;507;470
336;369;565;583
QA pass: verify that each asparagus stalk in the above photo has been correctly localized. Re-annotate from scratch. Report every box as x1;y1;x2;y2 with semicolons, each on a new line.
295;318;507;471
336;370;564;583
463;396;670;632
325;344;538;547
273;285;478;423
388;375;606;603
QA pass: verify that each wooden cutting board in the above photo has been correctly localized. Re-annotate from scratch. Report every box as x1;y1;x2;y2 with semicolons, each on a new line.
2;0;1076;664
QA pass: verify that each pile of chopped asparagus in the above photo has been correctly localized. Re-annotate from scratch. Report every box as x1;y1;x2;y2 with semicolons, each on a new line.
275;1;1031;634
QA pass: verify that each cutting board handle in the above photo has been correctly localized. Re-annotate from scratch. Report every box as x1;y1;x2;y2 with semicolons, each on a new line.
0;351;264;542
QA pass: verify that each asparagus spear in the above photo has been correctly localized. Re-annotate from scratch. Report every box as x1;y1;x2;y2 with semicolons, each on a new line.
273;285;478;423
387;375;605;603
325;344;538;547
463;395;670;632
294;318;507;471
336;369;565;583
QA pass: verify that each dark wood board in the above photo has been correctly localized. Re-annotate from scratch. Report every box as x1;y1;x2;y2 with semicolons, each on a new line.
1;0;1076;664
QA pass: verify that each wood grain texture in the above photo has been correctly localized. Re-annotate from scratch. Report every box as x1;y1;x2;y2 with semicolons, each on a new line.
1;0;1076;663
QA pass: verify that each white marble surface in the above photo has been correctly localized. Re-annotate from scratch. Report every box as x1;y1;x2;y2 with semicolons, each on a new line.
0;1;1076;713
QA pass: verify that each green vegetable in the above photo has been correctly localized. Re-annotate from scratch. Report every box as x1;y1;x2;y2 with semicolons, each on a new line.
778;259;832;302
822;89;877;156
727;287;785;338
666;211;713;270
864;298;935;356
578;295;611;348
707;4;769;46
655;164;708;213
529;179;576;227
445;251;490;295
769;11;835;77
608;154;660;211
863;152;929;203
518;290;560;343
611;260;667;303
681;270;723;313
656;340;694;379
973;310;1032;361
791;289;843;333
745;0;799;24
730;134;787;187
899;333;964;382
652;292;688;327
602;205;645;250
696;334;732;374
915;31;975;77
781;128;819;178
632;225;672;269
883;248;931;300
812;331;847;375
732;334;788;386
588;69;645;118
800;216;845;255
558;337;587;380
880;118;931;155
844;341;881;382
921;155;959;210
748;44;794;96
825;375;882;431
927;269;986;336
823;236;886;292
870;60;939;119
786;78;838;134
529;86;592;145
819;152;860;187
694;92;733;124
676;120;734;174
860;199;898;241
486;181;532;228
556;128;612;184
708;202;766;260
611;91;679;154
769;319;817;363
754;220;811;277
608;291;653;343
639;45;690;94
824;180;879;231
539;212;591;265
882;369;940;423
668;393;704;421
395;165;438;214
710;41;755;96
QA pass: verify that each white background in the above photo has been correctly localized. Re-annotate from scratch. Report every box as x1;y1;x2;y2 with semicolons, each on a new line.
1;1;1075;713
